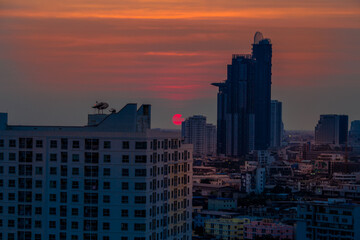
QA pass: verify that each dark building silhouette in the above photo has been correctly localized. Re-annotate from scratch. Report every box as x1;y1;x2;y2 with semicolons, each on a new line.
270;100;283;148
315;114;348;145
212;32;272;157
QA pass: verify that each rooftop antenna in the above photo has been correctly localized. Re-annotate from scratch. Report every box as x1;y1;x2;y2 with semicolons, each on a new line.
92;101;109;114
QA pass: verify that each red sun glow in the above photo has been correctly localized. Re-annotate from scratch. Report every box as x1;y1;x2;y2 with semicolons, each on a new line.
172;114;184;125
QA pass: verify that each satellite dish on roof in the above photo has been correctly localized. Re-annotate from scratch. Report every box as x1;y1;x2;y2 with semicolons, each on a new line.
92;101;109;114
254;32;263;44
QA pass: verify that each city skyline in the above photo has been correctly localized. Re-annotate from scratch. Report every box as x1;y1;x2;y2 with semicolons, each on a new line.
1;0;360;130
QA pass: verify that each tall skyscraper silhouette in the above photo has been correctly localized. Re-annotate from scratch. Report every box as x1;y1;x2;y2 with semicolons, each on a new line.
212;32;272;157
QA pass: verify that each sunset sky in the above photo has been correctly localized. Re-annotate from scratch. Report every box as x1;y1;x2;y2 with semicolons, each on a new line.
0;0;359;130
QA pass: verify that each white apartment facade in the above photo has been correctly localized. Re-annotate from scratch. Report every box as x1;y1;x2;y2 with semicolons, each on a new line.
0;104;193;240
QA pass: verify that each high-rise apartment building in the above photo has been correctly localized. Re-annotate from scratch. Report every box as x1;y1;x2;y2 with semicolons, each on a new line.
181;115;216;157
349;120;360;152
205;124;216;156
315;114;348;145
270;100;283;148
212;32;272;157
297;199;360;240
0;104;193;240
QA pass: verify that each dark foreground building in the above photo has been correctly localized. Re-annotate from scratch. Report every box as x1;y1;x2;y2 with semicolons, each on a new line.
212;32;272;157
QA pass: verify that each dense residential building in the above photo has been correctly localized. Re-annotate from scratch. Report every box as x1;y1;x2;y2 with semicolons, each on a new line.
212;32;272;157
315;114;348;145
270;100;283;148
297;199;360;240
181;115;216;157
205;217;250;240
240;166;266;194
208;198;237;211
0;104;193;240
244;219;294;240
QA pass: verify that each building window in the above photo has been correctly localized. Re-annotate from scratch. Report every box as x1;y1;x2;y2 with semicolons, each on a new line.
122;182;129;190
35;180;42;188
0;153;3;161
0;139;4;147
8;179;15;187
35;167;43;175
85;138;99;150
103;195;110;203
72;194;79;202
121;223;128;231
35;207;42;215
8;193;15;201
122;168;129;176
103;154;111;163
121;209;128;217
50;140;57;148
103;222;110;230
61;138;68;150
85;152;99;163
103;168;111;176
72;181;79;189
49;207;56;215
72;154;80;162
72;168;79;175
135;196;146;204
122;141;130;149
135;169;147;177
35;153;43;162
35;193;42;201
9;166;16;174
50;154;57;162
8;206;15;214
72;140;80;149
135;155;147;163
121;196;128;203
49;194;56;201
49;221;56;228
84;179;97;190
9;139;16;148
104;141;111;149
122;155;129;163
50;167;57;175
134;210;146;217
103;209;110;216
103;182;110;190
8;220;15;227
71;222;79;230
135;141;147;149
134;223;146;231
72;208;79;216
9;152;16;161
135;182;146;190
36;140;43;148
61;152;68;163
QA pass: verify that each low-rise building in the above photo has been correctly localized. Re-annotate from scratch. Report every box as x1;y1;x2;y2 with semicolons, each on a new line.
205;217;250;240
244;219;294;240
